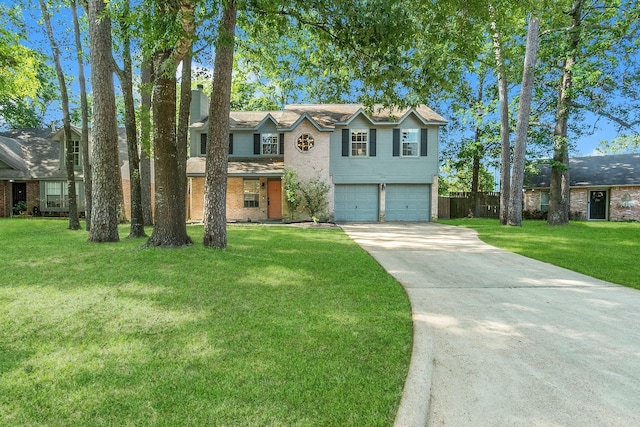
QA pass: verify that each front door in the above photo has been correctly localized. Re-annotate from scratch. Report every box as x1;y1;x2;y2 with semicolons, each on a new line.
267;179;282;219
12;182;27;213
589;190;607;220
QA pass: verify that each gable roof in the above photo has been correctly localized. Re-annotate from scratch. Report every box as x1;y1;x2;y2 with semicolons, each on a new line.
190;103;447;132
526;154;640;188
0;128;67;180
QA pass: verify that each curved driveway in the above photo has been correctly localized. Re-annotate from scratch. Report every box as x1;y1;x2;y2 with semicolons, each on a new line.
342;222;640;427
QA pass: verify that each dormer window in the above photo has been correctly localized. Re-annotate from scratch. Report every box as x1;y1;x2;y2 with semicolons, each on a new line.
63;140;81;168
262;133;279;155
401;129;419;157
350;129;368;157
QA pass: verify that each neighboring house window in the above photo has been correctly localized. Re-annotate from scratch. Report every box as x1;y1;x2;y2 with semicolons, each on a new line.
540;191;549;212
72;141;80;166
262;133;279;155
43;181;84;209
351;129;368;156
200;134;207;155
296;133;315;152
401;129;419;157
243;179;260;208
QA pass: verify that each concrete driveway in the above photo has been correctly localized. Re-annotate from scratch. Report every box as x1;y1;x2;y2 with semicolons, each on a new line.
341;222;640;427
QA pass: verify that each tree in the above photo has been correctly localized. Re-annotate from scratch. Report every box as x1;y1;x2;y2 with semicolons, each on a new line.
596;135;640;154
38;0;80;230
139;57;154;226
71;0;92;231
508;13;540;226
112;1;146;238
145;0;195;248
203;0;237;249
88;0;121;242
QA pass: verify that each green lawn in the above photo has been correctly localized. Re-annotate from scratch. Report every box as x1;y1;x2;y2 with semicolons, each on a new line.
0;219;412;426
439;218;640;290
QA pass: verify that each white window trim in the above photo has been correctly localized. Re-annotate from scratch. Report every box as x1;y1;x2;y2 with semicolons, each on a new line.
350;129;368;157
296;133;315;153
262;133;279;155
243;179;260;208
401;129;419;157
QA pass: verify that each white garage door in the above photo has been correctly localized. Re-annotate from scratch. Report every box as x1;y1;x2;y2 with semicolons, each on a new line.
385;184;430;221
334;184;379;222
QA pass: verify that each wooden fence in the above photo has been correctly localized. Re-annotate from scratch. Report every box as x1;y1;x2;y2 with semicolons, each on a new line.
438;192;500;219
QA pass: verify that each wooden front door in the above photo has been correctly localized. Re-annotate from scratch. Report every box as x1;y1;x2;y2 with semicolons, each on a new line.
267;179;282;219
589;190;607;220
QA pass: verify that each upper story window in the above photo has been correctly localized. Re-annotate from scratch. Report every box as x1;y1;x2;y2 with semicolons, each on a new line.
262;133;279;155
401;129;419;157
296;133;315;153
63;140;81;168
200;134;207;156
350;129;368;157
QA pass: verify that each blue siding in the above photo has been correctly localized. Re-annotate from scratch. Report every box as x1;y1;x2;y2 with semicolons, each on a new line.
193;120;284;159
330;114;439;185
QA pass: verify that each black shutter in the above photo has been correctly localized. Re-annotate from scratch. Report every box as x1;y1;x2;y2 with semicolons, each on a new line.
342;129;349;157
254;133;260;155
420;128;428;156
392;129;400;157
228;133;234;155
200;133;207;155
279;133;284;155
369;129;376;157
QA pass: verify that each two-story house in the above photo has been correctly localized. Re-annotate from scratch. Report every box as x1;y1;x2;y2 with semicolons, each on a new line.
187;87;447;222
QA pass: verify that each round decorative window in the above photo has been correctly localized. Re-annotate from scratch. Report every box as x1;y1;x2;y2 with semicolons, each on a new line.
296;133;315;153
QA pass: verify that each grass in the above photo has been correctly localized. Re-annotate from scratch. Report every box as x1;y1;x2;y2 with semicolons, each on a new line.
439;218;640;290
0;219;412;426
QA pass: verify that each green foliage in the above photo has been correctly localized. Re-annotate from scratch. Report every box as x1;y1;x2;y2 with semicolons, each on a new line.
282;168;302;221
439;159;496;195
0;220;411;425
596;135;640;155
439;219;640;290
298;171;331;222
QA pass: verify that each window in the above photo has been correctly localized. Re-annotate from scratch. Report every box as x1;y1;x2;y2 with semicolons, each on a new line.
43;181;84;209
401;129;419;157
540;191;549;212
200;134;207;155
296;133;315;152
72;141;80;166
351;129;368;156
243;179;260;208
262;133;279;155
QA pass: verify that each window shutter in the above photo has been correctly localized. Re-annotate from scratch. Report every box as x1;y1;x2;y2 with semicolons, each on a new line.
420;128;428;156
228;133;234;155
342;129;349;157
254;133;260;155
279;133;285;155
200;133;207;155
392;129;400;156
369;129;376;157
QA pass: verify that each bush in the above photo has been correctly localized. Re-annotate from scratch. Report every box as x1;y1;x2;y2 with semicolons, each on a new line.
523;209;548;220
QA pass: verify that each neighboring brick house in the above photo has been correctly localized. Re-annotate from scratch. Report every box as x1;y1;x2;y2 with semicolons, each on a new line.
188;87;447;222
524;154;640;221
0;127;142;219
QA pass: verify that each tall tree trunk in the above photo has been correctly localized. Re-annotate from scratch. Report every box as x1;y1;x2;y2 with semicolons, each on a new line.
491;12;511;225
203;0;237;249
471;80;484;218
508;14;540;226
114;6;146;238
39;0;79;230
548;0;583;226
146;50;192;247
140;58;154;226
71;0;92;231
177;52;192;222
88;0;120;242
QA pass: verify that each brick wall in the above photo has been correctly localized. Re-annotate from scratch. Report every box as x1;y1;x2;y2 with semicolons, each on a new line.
26;181;40;214
610;186;640;221
189;176;270;222
569;189;588;219
524;190;542;211
0;181;7;217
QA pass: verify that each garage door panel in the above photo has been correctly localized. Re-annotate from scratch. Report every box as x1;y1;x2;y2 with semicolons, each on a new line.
386;184;430;221
335;185;379;222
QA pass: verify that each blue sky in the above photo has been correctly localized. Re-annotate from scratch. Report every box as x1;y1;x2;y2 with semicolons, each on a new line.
3;0;627;157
